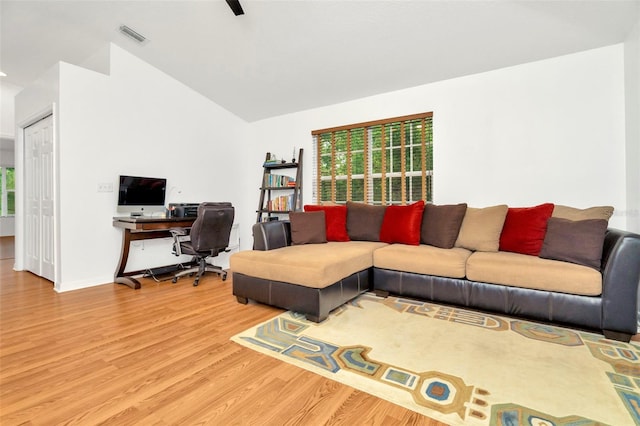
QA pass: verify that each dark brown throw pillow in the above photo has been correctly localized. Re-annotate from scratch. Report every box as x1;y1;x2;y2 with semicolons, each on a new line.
421;203;467;248
346;202;387;241
289;211;327;245
539;217;608;270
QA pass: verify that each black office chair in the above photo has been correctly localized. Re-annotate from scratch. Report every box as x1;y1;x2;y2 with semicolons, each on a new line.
170;202;235;286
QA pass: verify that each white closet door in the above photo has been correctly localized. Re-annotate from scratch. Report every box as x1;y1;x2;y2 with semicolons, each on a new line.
24;114;55;281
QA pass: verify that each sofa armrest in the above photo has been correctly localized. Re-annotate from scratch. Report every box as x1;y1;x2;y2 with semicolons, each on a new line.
601;228;640;335
252;220;292;251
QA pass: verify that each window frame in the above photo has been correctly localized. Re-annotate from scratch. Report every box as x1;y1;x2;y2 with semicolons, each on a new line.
0;166;16;217
312;112;433;205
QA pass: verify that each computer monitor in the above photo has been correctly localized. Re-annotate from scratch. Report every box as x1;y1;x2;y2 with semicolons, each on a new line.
117;175;167;216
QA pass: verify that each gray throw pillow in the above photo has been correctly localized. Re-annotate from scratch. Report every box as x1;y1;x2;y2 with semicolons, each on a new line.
289;211;327;245
346;202;387;241
421;203;467;248
539;217;608;270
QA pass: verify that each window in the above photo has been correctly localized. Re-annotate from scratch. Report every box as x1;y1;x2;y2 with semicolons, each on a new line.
312;112;433;205
0;167;16;216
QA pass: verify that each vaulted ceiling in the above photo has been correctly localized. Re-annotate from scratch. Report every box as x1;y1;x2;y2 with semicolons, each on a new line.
1;0;639;122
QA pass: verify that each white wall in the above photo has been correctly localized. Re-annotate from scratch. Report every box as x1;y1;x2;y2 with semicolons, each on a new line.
0;217;14;237
0;149;14;166
1;81;22;138
244;44;627;246
625;17;640;233
1;81;23;237
16;44;247;291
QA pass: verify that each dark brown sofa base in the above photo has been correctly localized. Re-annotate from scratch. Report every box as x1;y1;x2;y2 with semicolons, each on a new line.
232;269;372;322
373;267;632;342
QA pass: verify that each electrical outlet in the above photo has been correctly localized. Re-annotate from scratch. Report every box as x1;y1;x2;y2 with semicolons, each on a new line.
98;182;113;192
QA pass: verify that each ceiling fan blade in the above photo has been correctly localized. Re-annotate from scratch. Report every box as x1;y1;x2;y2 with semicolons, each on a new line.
226;0;244;16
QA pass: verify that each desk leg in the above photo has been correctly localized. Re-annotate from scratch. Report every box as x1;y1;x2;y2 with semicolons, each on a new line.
114;229;141;290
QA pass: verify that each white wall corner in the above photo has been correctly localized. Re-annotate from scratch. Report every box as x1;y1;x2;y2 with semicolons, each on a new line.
78;43;112;78
54;276;115;293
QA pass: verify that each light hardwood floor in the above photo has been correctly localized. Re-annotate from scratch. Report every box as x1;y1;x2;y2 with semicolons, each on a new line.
0;259;445;425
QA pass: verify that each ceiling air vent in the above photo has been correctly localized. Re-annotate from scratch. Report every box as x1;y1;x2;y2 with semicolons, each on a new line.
119;25;146;43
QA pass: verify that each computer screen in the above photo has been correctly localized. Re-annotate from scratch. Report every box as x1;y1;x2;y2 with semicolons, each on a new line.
117;175;167;216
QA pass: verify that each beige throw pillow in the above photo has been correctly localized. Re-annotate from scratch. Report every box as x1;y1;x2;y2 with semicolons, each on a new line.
552;205;614;221
455;205;508;252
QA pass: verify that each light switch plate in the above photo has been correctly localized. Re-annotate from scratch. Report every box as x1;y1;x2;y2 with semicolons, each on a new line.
98;182;113;192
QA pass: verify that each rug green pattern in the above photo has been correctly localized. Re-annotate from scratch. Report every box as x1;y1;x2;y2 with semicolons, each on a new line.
231;293;640;426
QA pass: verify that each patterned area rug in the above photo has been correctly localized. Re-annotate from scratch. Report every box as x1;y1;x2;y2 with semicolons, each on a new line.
231;293;640;426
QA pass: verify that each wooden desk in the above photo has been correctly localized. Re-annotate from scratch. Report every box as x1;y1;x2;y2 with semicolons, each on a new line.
113;216;196;289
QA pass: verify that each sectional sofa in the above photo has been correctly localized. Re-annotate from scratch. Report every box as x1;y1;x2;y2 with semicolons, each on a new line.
230;201;640;342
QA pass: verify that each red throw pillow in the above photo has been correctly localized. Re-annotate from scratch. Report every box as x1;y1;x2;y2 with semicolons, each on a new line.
379;201;425;245
303;205;350;242
499;203;554;256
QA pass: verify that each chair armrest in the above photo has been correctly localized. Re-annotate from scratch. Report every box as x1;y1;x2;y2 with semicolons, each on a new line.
169;228;189;237
601;228;640;334
170;227;190;256
252;221;291;251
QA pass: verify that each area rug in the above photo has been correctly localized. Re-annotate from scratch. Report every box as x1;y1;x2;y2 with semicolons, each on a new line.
231;293;640;425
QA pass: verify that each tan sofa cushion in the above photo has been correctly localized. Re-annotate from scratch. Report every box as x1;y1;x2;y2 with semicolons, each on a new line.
466;251;602;296
230;241;386;289
373;244;472;279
